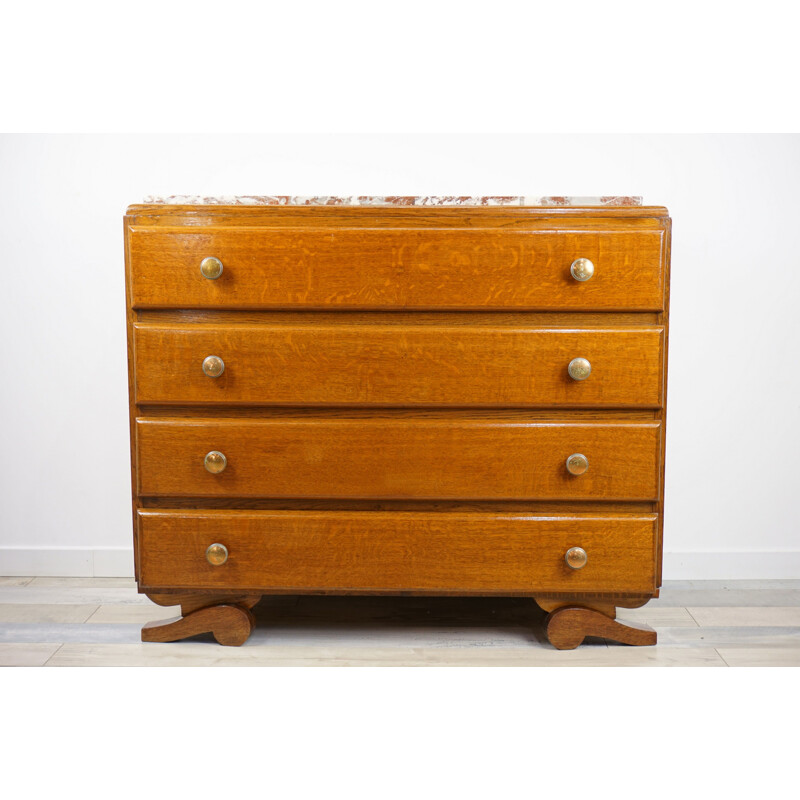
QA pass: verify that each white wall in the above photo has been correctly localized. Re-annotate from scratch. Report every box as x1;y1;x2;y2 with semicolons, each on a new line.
1;133;798;578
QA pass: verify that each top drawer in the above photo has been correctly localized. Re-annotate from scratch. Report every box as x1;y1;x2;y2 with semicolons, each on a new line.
127;227;666;311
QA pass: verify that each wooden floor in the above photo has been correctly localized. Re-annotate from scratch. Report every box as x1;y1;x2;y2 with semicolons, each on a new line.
1;577;799;666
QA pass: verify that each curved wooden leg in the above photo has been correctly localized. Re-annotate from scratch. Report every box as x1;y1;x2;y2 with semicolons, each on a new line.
141;593;262;646
142;603;257;646
545;605;657;650
146;592;262;614
535;595;652;615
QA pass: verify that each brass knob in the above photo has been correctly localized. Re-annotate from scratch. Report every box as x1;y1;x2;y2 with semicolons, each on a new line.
568;357;591;381
200;256;224;280
202;355;225;378
204;451;227;474
565;547;588;569
206;543;228;566
566;453;588;475
570;258;595;282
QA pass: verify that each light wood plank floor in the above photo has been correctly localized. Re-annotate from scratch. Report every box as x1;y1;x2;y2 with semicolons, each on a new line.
1;578;799;666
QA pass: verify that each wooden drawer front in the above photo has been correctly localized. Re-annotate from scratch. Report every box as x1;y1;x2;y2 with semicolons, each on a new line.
128;228;665;310
136;418;660;500
134;324;664;407
138;510;658;593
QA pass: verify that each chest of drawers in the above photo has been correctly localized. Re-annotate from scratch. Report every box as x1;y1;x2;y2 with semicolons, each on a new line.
124;198;671;649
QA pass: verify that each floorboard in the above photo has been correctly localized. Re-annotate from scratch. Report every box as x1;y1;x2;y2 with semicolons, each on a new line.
0;579;798;666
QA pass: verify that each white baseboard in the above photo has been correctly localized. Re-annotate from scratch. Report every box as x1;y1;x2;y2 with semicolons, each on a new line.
0;548;134;578
2;547;800;580
661;551;800;580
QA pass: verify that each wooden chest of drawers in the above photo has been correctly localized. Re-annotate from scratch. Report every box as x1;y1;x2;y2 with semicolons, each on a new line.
124;199;671;649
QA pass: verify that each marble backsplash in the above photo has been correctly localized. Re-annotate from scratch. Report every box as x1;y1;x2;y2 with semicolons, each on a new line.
143;195;643;207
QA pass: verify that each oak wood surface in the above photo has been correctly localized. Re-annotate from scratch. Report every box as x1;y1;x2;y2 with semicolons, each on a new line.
145;592;262;614
139;498;658;514
534;595;651;613
126;205;669;226
136;309;662;327
124;203;671;646
134;323;663;407
123;219;141;581
137;510;657;594
128;227;665;311
141;603;256;646
545;605;657;649
135;417;661;500
656;218;672;587
138;408;659;421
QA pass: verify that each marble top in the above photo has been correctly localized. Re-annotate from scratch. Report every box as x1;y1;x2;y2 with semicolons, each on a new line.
142;195;643;207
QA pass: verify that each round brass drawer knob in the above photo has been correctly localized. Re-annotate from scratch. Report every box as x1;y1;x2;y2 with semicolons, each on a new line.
568;357;592;381
565;546;588;570
566;453;589;475
206;543;228;566
570;257;595;282
200;256;224;280
204;450;227;474
202;355;225;378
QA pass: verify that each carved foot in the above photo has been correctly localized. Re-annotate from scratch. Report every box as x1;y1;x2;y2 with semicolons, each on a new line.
142;603;257;646
545;605;657;650
141;594;261;646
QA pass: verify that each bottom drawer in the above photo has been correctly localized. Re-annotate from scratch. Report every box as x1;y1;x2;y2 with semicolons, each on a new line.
138;510;657;594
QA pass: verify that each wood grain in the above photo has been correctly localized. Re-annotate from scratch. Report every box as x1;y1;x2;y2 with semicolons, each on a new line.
136;309;662;327
126;205;669;229
135;417;661;500
535;595;651;613
545;605;657;649
139;498;657;514
145;592;261;614
138;408;659;421
124;203;671;649
656;217;672;586
137;510;658;594
141;603;256;646
128;227;665;311
134;323;663;407
123;217;141;580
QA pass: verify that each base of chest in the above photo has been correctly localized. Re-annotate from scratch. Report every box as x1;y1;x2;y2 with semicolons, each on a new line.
136;508;659;649
138;590;657;649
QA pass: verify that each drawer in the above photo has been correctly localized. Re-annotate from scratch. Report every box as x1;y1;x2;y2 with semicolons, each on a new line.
136;418;661;500
134;323;664;407
137;509;658;593
128;228;666;311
